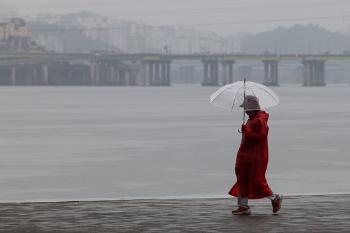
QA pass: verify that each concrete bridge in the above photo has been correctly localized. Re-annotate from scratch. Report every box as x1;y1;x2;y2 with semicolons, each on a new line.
1;52;350;86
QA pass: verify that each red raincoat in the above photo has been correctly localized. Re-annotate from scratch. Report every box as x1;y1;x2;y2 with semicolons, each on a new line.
229;110;273;199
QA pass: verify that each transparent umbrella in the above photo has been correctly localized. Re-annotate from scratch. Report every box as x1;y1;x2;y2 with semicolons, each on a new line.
210;80;279;111
209;80;280;124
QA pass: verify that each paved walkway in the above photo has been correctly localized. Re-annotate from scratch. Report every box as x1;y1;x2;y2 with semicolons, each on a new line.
0;194;349;232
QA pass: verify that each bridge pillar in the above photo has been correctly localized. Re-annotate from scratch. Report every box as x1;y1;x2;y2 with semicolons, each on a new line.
202;60;219;86
302;60;326;86
148;62;154;85
11;66;16;85
263;60;279;86
166;62;171;86
26;65;35;85
42;64;49;85
109;63;115;85
114;63;122;85
221;61;235;85
110;63;127;85
160;61;171;86
125;70;133;86
94;62;104;85
99;63;106;85
141;62;147;86
91;61;119;85
114;64;120;85
100;62;111;86
119;68;126;85
90;62;97;85
29;64;49;85
203;61;209;85
211;61;219;85
32;65;40;85
123;71;129;85
129;69;137;86
143;61;171;86
161;62;167;85
103;62;121;86
153;62;159;85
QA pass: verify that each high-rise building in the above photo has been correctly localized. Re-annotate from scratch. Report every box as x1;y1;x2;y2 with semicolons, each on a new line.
0;18;44;52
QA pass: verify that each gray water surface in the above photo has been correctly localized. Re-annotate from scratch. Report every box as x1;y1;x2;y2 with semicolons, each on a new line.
0;84;349;202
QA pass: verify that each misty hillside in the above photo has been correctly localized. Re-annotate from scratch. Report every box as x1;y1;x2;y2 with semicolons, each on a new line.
242;25;350;54
27;11;235;54
29;22;119;53
27;12;350;54
28;13;121;53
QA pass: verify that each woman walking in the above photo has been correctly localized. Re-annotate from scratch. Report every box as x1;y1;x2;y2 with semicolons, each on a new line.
229;95;282;215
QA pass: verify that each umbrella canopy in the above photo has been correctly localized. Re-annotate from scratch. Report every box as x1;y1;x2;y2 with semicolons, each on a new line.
209;81;280;112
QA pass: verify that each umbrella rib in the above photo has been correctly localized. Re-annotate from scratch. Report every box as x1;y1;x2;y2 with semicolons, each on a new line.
231;93;238;112
210;85;233;103
231;85;244;112
260;87;279;105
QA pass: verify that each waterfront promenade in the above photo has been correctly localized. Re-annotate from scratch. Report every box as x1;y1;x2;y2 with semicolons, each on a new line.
0;194;349;232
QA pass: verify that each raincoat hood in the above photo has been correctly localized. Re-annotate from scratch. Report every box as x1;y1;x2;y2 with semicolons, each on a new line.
240;95;261;111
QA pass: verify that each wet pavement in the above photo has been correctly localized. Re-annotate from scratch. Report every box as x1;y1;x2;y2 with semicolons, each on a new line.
0;194;349;233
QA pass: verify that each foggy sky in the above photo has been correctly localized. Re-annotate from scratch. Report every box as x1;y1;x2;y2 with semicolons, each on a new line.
1;0;350;35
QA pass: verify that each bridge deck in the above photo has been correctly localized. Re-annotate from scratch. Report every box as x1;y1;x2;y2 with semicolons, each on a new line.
1;53;350;65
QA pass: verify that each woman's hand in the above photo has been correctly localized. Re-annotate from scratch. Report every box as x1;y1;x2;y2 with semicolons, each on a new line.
241;124;248;133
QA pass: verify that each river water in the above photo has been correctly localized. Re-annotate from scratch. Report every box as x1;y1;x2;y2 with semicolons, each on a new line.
0;84;349;202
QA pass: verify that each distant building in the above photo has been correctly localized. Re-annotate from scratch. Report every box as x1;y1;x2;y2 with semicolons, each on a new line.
0;18;45;52
27;12;243;54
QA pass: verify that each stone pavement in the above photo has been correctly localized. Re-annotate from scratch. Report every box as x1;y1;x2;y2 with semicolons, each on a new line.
0;194;349;233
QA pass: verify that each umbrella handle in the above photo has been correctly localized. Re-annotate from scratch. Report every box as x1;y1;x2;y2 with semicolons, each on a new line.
238;78;246;134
